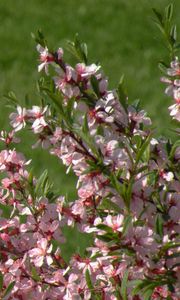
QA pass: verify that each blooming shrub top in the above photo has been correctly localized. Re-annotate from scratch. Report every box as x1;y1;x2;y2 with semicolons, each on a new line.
0;4;179;300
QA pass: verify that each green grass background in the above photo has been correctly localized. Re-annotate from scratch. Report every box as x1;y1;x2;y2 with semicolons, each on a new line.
0;0;180;259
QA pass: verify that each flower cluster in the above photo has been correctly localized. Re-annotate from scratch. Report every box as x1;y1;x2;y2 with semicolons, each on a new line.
0;13;180;299
161;57;180;122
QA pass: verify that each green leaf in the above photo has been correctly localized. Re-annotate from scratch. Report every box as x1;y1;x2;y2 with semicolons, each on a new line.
98;198;121;213
132;280;163;298
85;269;94;291
19;214;27;224
110;173;133;209
158;61;169;73
117;75;128;112
152;8;163;25
128;279;142;288
120;270;129;300
85;269;102;300
169;139;180;159
26;169;35;198
0;272;3;291
143;141;150;162
131;99;141;111
31;267;41;282
142;288;154;300
126;178;133;209
110;173;122;196
132;279;146;295
28;169;34;186
153;20;165;36
168;282;175;293
43;180;53;197
165;3;173;22
96;224;114;234
0;204;12;218
97;234;113;243
166;139;172;155
155;214;164;238
67;34;88;64
65;97;75;127
135;134;152;166
4;91;19;106
34;168;53;197
32;29;47;48
74;33;88;64
131;135;142;149
82;113;89;135
90;75;100;97
75;124;99;158
122;215;132;236
81;42;88;61
174;42;180;50
170;25;177;44
162;241;180;252
2;281;15;299
35;169;48;194
46;90;65;117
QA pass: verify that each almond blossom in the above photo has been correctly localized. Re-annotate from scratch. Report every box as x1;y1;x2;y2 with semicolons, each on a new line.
37;44;55;74
9;106;27;131
29;238;53;267
0;22;180;299
104;214;124;232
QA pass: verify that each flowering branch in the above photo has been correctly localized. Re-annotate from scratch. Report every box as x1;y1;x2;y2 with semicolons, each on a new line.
0;3;179;300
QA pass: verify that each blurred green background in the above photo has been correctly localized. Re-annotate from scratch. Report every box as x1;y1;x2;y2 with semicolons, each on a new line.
0;0;180;259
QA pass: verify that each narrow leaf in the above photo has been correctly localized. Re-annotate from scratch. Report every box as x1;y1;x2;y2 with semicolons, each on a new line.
155;214;164;237
170;25;177;44
135;134;152;166
3;281;15;299
0;272;3;291
91;75;100;97
35;169;48;194
117;75;128;112
165;3;173;22
152;8;163;25
120;270;129;300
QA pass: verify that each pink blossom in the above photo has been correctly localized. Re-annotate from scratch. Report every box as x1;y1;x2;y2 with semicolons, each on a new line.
28;105;49;133
0;34;180;300
105;214;124;232
0;149;29;174
0;130;20;145
75;63;100;79
167;56;180;76
37;44;54;74
9;106;27;131
29;238;53;267
128;106;151;127
56;47;64;60
50;127;63;144
54;66;80;98
169;103;180;121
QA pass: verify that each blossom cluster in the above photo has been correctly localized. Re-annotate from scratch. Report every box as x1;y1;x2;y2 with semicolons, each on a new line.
0;31;180;299
161;57;180;122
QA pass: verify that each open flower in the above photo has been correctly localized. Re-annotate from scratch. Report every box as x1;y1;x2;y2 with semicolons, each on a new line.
37;44;54;74
9;106;27;131
167;56;180;76
75;63;100;80
27;105;49;133
29;238;53;267
168;103;180;122
104;214;124;232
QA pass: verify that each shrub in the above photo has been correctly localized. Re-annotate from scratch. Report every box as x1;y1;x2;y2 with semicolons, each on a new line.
0;4;179;300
